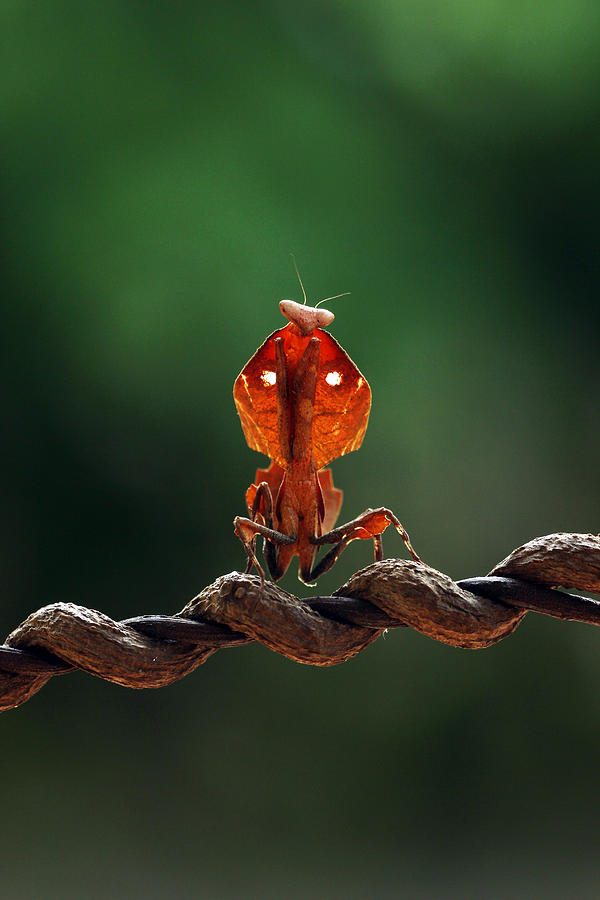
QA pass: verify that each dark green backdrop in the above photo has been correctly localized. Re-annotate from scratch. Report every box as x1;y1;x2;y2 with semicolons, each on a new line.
2;2;600;897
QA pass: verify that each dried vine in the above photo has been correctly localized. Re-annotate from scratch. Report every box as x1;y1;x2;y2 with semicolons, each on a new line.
1;532;599;712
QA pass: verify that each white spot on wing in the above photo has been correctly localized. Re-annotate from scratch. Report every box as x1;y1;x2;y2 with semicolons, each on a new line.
260;369;277;387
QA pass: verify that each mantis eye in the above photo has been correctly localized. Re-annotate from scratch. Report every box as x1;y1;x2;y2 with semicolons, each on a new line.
325;370;343;387
260;369;277;387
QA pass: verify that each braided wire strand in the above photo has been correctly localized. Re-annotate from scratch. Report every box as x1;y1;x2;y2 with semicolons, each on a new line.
1;532;599;712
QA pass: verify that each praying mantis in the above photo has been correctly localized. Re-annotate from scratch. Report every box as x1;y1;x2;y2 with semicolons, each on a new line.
233;277;420;585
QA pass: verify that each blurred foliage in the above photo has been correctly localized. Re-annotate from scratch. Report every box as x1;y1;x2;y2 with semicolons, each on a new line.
2;1;600;897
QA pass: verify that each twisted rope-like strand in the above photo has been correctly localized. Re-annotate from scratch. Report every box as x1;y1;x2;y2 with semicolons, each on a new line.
1;532;599;712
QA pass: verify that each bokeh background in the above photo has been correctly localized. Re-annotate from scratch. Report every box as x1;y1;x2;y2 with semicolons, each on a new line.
2;2;600;897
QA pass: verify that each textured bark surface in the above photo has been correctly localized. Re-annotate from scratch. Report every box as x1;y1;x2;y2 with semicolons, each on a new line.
491;533;600;592
338;560;525;649
180;572;384;665
6;603;214;691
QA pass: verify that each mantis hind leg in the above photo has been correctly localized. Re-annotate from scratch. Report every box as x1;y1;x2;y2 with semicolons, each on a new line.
234;481;295;583
308;507;421;581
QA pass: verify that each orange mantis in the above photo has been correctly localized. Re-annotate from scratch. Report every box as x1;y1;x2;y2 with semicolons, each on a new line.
233;277;420;585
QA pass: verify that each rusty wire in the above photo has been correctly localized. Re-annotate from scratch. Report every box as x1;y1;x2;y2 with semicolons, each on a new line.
1;532;599;712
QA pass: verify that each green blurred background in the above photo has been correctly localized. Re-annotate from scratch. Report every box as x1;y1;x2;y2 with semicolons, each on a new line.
2;1;600;897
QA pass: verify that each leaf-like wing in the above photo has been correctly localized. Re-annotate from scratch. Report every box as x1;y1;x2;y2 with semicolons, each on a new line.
311;330;371;470
234;327;288;468
317;468;343;533
234;325;371;471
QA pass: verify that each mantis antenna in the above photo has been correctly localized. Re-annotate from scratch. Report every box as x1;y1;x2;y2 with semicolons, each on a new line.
316;292;351;308
289;254;350;308
290;253;308;305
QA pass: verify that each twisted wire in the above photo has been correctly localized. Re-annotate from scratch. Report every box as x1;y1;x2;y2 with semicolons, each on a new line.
1;532;599;712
